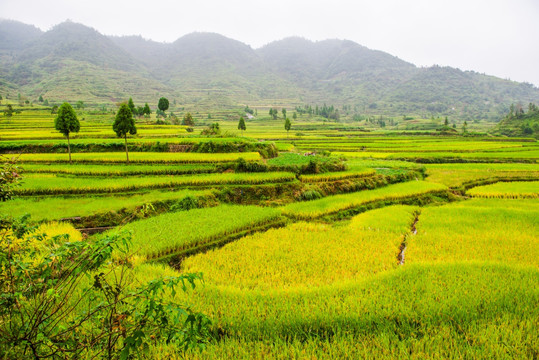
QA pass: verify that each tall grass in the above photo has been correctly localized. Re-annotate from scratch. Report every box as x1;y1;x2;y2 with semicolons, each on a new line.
466;181;539;198
0;190;212;221
15;172;296;195
114;205;282;259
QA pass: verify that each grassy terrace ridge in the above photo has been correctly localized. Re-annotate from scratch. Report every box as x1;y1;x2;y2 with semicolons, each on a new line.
15;151;261;163
299;168;376;182
112;204;283;260
281;181;447;219
0;190;213;223
0;137;252;145
15;172;297;195
466;181;539;199
20;163;218;176
333;150;539;162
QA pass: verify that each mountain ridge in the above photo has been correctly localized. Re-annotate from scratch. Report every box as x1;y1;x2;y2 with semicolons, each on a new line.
0;19;538;120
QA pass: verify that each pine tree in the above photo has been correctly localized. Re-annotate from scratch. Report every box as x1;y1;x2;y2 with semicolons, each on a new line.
128;98;136;115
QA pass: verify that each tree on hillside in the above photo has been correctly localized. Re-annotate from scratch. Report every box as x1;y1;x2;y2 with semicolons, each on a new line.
38;95;43;102
284;117;292;138
269;108;278;120
113;104;137;164
282;108;287;119
54;102;80;164
183;112;195;126
158;97;169;115
462;121;468;134
238;116;246;136
444;117;449;126
128;97;136;114
293;112;297;120
4;105;13;118
75;100;84;110
143;103;151;116
51;105;58;114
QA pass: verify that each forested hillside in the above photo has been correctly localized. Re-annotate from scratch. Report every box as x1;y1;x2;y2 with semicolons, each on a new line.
494;103;539;138
1;19;538;120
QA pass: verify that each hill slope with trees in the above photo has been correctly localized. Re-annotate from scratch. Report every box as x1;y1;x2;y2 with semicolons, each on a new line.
1;20;538;121
493;103;539;138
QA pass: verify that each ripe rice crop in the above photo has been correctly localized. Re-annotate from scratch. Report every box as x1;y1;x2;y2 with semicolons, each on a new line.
15;152;261;164
15;172;296;195
113;205;282;259
182;205;418;290
138;263;539;359
20;163;218;176
32;221;83;242
425;163;539;187
466;181;539;199
281;181;447;219
407;199;539;268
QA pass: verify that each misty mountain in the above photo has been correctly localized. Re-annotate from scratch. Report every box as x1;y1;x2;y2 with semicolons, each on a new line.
1;20;538;119
0;19;43;52
1;21;172;102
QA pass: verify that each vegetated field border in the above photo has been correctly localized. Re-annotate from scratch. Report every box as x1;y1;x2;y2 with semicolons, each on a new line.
456;176;539;192
283;189;452;221
466;181;539;199
299;169;376;183
316;191;454;222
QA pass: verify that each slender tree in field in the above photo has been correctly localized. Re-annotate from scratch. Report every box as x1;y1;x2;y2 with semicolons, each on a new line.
284;117;291;138
238;116;246;136
113;104;137;164
54;102;80;164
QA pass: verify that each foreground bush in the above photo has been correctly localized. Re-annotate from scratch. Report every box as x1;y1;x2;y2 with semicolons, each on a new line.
0;216;211;359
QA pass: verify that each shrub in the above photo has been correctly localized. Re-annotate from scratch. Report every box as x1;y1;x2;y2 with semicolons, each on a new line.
235;158;268;173
300;190;323;201
171;195;200;211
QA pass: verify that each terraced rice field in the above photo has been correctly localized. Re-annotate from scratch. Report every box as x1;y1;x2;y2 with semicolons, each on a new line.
1;109;538;358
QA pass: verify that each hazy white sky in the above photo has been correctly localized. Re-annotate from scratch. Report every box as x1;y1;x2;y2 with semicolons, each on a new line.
1;0;539;86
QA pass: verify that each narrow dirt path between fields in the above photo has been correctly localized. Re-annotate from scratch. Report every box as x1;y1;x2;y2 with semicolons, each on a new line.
397;211;420;265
